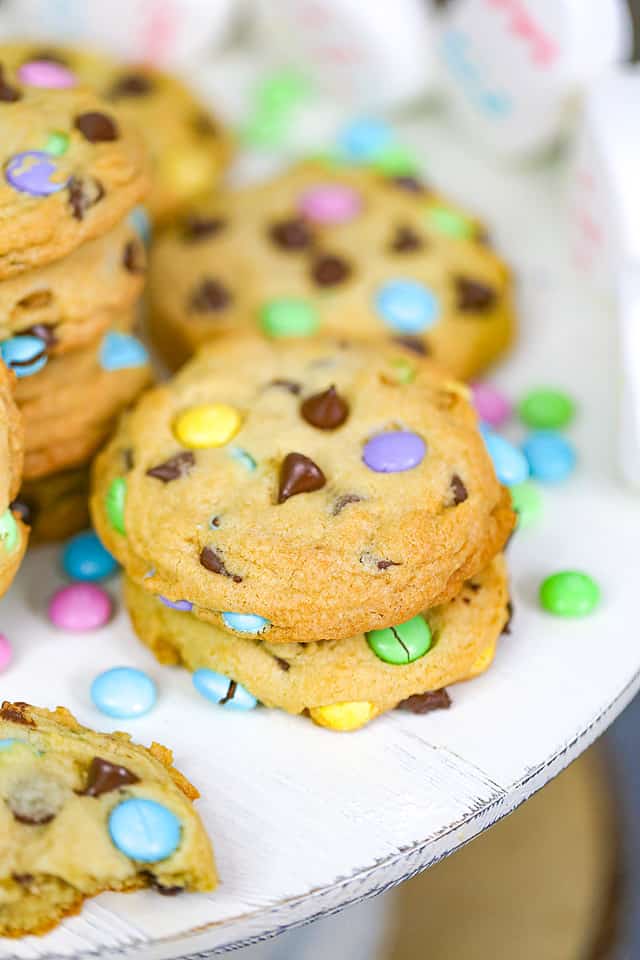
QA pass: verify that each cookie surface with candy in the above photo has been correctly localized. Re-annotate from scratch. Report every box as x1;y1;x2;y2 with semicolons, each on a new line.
90;336;514;643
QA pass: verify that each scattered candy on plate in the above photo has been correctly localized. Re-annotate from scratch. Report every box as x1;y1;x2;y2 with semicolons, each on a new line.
91;666;157;718
539;571;601;617
48;583;113;631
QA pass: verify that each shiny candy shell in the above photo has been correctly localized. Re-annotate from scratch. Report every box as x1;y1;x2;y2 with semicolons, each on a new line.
363;430;426;473
539;571;600;618
109;798;181;863
298;183;362;223
522;431;576;483
480;425;529;487
222;612;271;634
91;667;157;718
48;584;113;631
366;616;432;664
518;388;575;429
309;701;377;731
510;482;543;529
260;298;319;338
0;509;19;553
472;382;511;428
173;403;242;449
336;118;393;162
375;280;439;334
159;596;193;612
105;477;127;535
62;530;118;581
1;335;48;377
426;204;474;239
99;332;149;371
17;60;76;89
193;669;258;710
5;151;69;196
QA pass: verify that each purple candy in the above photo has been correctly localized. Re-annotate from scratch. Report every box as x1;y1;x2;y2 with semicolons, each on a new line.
363;431;426;473
48;584;113;631
159;595;193;612
5;151;70;197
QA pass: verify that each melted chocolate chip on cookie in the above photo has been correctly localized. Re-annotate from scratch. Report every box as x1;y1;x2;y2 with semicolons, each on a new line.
310;254;351;287
397;688;451;713
123;240;145;274
147;451;195;482
300;385;349;429
0;66;21;102
183;215;226;242
450;474;468;505
455;277;496;312
189;278;231;312
269;217;313;250
109;72;153;98
390;226;423;253
82;758;139;797
278;453;326;503
75;111;120;143
67;176;105;221
199;546;242;583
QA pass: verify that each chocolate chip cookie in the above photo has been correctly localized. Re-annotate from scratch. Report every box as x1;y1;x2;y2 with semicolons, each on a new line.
0;702;216;937
90;336;514;643
16;465;90;542
148;161;514;379
0;359;27;596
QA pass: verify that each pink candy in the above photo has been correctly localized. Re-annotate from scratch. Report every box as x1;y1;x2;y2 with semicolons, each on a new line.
0;634;12;672
48;584;112;632
472;382;512;428
298;184;362;224
17;61;76;90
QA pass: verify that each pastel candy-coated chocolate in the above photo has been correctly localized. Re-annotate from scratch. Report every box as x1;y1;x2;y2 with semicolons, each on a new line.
0;738;18;750
260;298;319;338
129;206;152;246
337;117;393;161
298;184;362;223
62;530;118;581
5;151;69;196
91;667;157;718
472;382;511;427
510;481;543;529
173;403;241;448
539;571;600;617
159;596;193;612
1;335;48;377
222;612;271;634
0;509;19;553
366;615;432;664
193;668;258;710
44;131;70;157
518;388;575;429
426;204;474;238
48;584;113;631
0;634;12;672
228;446;257;471
363;430;426;472
522;430;576;483
17;61;76;89
480;425;529;487
375;280;439;333
309;701;377;731
99;332;149;371
105;477;127;535
109;798;181;863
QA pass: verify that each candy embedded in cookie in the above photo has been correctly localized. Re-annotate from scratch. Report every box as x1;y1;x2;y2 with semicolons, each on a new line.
0;702;217;937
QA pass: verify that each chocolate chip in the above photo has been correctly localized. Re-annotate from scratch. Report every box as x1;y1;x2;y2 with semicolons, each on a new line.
122;447;135;471
199;546;242;583
269;217;313;250
397;688;451;714
278;453;326;503
389;175;427;193
275;657;290;672
502;600;513;635
74;111;119;143
81;757;139;797
268;379;301;395
450;474;468;505
109;72;153;98
0;702;34;726
376;558;402;570
193;112;218;136
219;680;237;705
146;451;195;483
210;515;221;528
0;66;21;102
392;335;430;356
476;226;492;246
189;278;231;312
310;254;351;287
8;773;66;825
12;873;34;886
468;581;481;593
462;596;471;605
360;551;401;572
146;874;185;896
455;277;497;312
183;215;226;242
332;493;363;516
390;225;423;253
300;385;349;430
9;499;32;526
28;49;68;66
67;176;105;221
123;240;145;274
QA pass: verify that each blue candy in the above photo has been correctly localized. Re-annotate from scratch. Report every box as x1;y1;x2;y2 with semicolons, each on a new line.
375;280;439;334
91;667;157;718
1;335;48;377
522;430;576;483
109;798;181;862
0;738;17;751
336;117;392;162
228;447;257;472
480;425;529;487
62;530;118;582
221;611;270;634
99;332;149;371
193;668;258;711
129;205;152;246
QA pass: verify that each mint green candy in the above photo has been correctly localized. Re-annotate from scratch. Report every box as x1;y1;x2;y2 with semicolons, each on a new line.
44;132;69;156
371;144;419;175
510;482;543;529
518;388;575;429
0;509;18;554
257;69;311;111
539;571;600;617
260;299;319;338
426;205;474;239
366;615;432;665
105;477;127;535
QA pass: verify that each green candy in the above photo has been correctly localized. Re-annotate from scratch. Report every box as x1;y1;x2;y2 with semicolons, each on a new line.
425;205;474;239
366;615;432;665
371;144;419;175
257;69;311;112
518;388;575;429
539;571;600;618
0;509;18;554
510;482;543;529
389;357;416;384
105;477;127;535
44;131;70;156
260;299;319;338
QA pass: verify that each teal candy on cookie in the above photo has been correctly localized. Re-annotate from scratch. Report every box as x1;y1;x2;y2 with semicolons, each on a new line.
222;612;271;634
193;668;258;710
375;279;440;334
99;332;149;371
1;335;48;377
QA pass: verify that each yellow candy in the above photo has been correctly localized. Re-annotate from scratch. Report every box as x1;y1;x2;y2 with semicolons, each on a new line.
309;701;377;732
470;644;496;676
173;404;241;449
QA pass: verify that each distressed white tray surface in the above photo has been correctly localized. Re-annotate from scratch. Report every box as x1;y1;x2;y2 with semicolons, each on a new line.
1;115;637;960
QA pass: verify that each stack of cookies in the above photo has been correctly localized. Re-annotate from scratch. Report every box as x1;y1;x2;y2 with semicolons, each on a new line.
0;359;27;595
91;337;514;732
0;65;153;540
